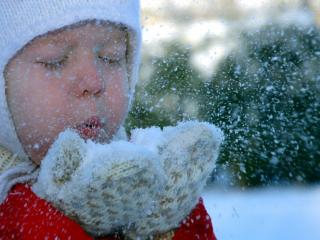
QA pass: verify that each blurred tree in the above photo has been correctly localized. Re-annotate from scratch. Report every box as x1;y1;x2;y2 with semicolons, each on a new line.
126;42;202;129
199;24;320;186
127;24;320;187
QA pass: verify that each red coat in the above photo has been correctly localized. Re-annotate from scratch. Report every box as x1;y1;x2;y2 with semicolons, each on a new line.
0;184;217;240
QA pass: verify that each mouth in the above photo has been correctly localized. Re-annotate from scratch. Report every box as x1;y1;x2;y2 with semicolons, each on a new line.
76;116;107;141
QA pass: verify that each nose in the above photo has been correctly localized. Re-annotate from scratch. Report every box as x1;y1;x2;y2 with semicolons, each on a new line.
68;51;104;97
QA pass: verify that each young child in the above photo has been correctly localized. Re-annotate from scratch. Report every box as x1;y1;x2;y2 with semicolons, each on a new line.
0;1;221;239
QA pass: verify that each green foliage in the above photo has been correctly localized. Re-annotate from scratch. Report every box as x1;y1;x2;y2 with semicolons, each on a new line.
126;43;202;130
199;24;320;186
126;24;320;187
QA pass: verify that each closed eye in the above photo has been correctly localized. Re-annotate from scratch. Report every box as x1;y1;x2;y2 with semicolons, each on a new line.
98;55;122;66
37;55;68;70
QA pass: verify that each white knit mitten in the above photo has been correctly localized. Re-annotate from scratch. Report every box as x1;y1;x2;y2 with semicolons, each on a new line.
125;121;224;239
32;129;165;236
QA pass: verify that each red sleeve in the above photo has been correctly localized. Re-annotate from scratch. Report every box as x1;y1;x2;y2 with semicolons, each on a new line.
0;184;93;240
173;198;217;240
0;184;217;240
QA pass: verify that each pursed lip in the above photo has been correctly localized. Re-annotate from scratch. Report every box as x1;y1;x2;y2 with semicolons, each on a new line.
76;116;104;140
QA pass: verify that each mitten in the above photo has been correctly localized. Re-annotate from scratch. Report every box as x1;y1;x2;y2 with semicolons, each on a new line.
125;121;224;239
32;129;166;236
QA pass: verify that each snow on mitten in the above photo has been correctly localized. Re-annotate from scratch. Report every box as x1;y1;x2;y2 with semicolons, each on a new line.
126;121;224;239
32;129;166;236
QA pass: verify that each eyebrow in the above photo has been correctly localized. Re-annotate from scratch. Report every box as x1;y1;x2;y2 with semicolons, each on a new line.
13;21;129;64
37;28;127;49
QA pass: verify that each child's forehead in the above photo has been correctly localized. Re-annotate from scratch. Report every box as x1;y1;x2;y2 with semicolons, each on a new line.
27;21;127;49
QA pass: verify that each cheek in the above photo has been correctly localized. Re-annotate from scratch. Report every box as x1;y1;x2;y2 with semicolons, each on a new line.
8;65;69;141
14;67;60;113
7;65;73;163
104;69;129;127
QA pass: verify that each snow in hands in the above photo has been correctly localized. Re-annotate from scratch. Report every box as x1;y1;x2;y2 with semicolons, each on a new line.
32;121;224;239
126;121;224;239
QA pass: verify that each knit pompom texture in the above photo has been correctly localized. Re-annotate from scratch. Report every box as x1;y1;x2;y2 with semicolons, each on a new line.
33;121;223;238
33;129;165;236
126;121;224;239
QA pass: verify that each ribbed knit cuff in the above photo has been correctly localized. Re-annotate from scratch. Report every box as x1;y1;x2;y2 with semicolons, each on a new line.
153;230;175;240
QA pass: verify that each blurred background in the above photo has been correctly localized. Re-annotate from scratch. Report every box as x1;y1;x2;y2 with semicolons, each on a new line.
126;1;320;239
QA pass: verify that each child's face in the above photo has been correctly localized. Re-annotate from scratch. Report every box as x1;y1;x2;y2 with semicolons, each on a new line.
5;21;129;164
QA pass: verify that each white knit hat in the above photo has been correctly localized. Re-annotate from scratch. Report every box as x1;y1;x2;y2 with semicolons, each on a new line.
0;0;141;159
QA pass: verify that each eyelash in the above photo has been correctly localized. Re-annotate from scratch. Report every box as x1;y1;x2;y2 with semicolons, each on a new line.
38;56;68;70
38;55;122;71
98;56;122;66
